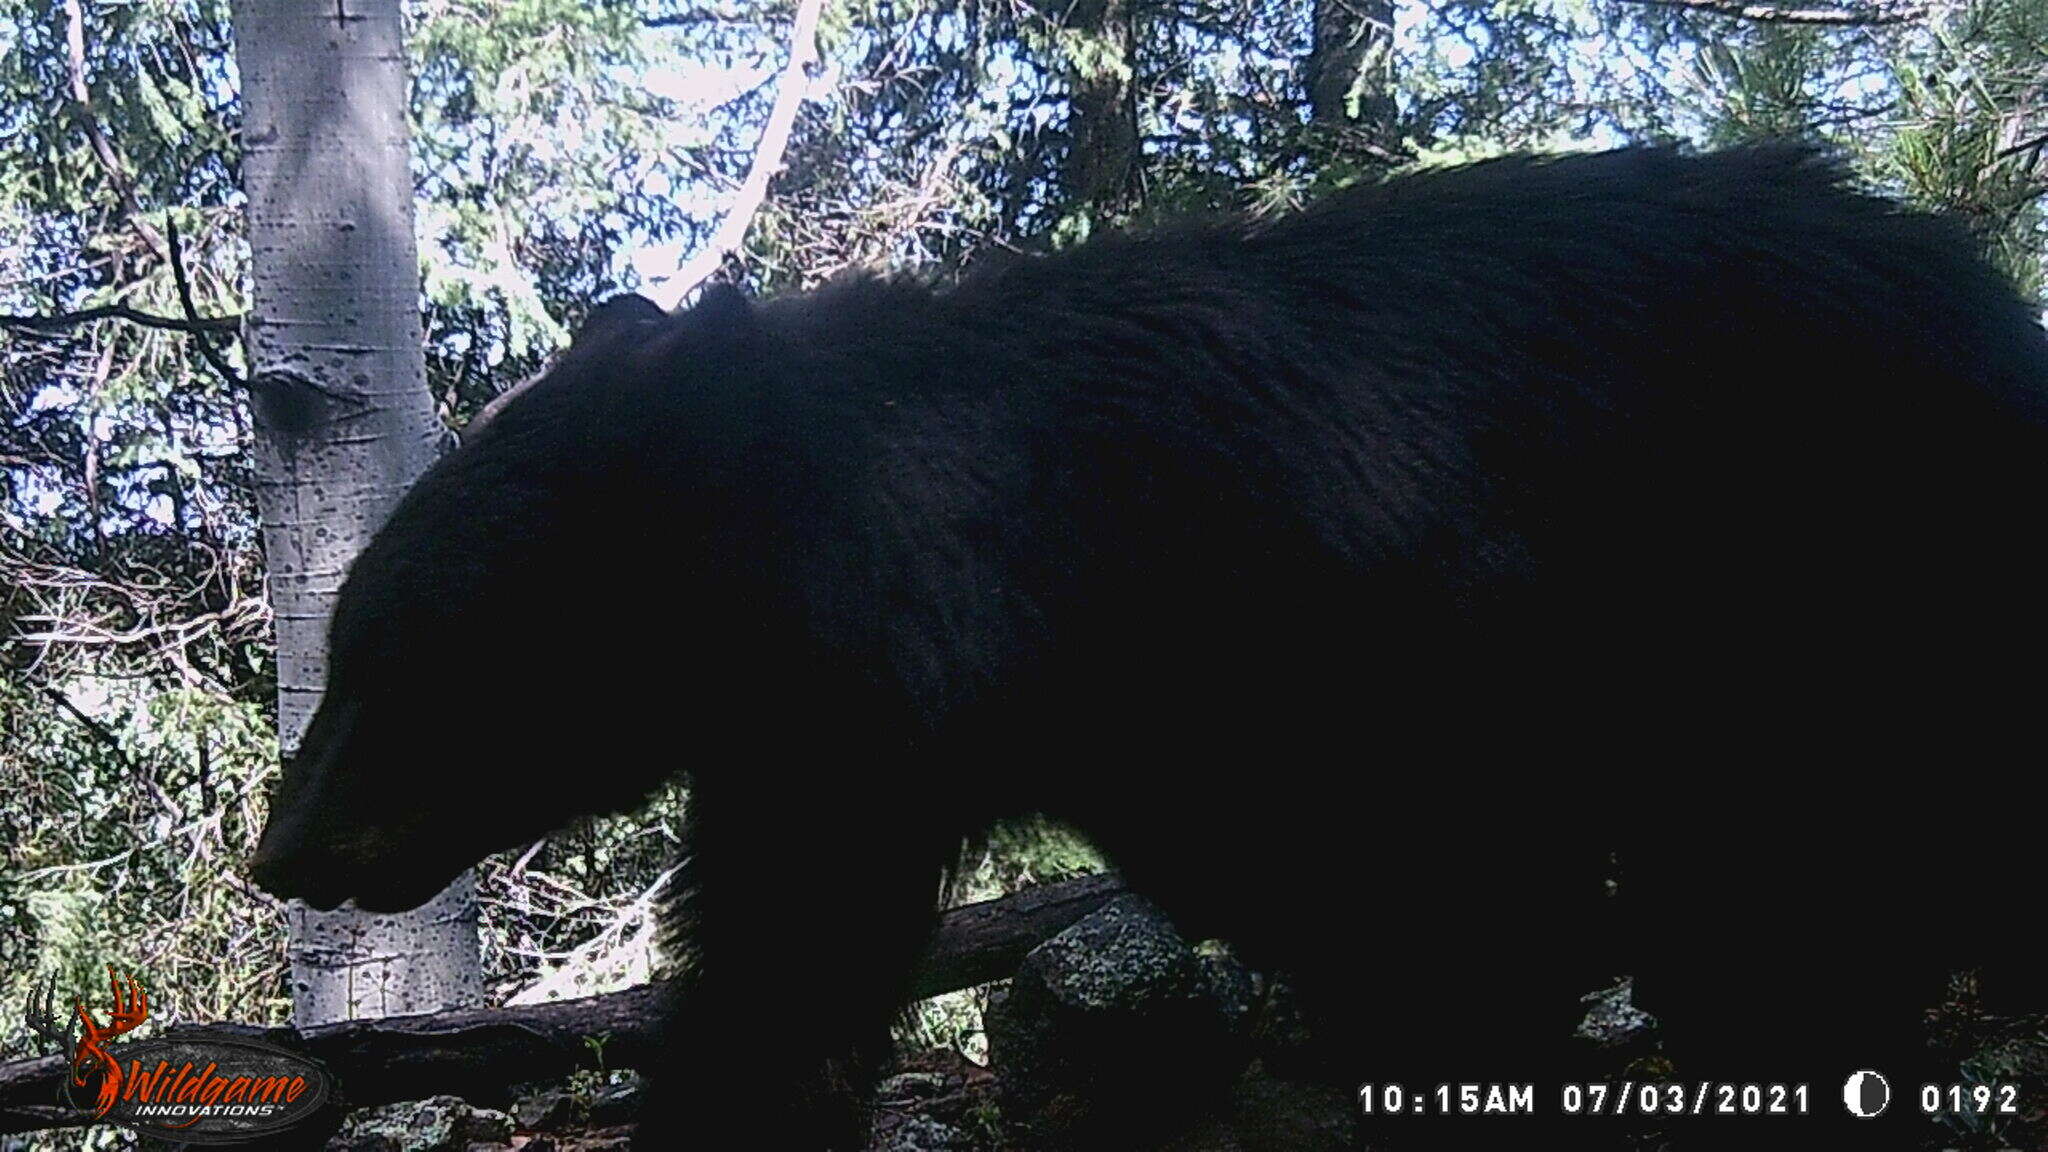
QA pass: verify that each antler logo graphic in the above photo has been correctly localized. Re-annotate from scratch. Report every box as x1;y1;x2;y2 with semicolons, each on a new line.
21;966;329;1141
26;967;149;1118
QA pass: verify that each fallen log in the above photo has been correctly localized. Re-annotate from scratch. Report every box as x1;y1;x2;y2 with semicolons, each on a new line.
909;871;1127;999
0;873;1124;1134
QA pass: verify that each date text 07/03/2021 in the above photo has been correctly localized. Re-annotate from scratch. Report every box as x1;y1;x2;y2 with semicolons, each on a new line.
1356;1079;2022;1119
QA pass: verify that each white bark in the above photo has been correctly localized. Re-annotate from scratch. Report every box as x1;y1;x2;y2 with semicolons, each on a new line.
232;0;481;1027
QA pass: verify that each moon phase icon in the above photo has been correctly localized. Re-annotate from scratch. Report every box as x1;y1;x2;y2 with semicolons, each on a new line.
1843;1071;1891;1118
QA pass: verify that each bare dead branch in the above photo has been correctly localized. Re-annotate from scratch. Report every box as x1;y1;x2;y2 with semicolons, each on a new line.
60;0;168;260
467;0;829;430
646;0;827;308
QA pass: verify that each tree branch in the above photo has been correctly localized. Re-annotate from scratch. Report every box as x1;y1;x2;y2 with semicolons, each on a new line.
644;0;826;309
0;305;242;337
60;0;168;260
641;10;762;27
463;360;549;438
165;216;246;389
40;687;140;774
1609;0;1927;25
1997;130;2048;162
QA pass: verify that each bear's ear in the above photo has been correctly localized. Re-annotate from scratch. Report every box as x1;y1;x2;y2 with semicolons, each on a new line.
687;281;753;334
571;293;666;347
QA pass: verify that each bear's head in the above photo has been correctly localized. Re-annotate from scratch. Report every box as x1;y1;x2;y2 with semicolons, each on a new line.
248;287;776;911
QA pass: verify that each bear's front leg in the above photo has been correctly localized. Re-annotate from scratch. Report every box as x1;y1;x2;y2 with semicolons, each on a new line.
632;781;958;1150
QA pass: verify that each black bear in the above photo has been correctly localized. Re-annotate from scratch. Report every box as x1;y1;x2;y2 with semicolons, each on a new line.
251;146;2048;1149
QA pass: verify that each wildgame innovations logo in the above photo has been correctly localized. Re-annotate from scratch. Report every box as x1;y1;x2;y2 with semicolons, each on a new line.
26;968;331;1143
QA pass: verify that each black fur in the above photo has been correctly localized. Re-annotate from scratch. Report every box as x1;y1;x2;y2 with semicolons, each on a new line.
251;146;2048;1148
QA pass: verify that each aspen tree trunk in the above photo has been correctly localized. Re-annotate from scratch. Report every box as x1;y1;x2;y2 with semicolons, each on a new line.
232;0;481;1026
